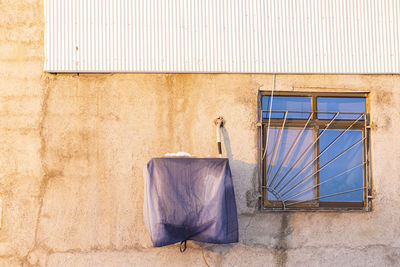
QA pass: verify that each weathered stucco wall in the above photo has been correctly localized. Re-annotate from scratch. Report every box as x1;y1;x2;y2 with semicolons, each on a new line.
1;1;400;266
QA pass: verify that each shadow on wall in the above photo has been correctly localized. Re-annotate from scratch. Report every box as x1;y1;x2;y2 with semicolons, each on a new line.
221;127;259;212
199;127;293;267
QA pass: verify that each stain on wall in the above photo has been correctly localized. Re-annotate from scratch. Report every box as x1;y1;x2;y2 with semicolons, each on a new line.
273;214;292;267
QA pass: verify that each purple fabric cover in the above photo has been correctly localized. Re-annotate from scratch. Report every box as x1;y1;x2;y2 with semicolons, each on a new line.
143;157;238;247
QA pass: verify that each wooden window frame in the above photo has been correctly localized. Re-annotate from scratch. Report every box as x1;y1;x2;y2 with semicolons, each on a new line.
259;91;372;211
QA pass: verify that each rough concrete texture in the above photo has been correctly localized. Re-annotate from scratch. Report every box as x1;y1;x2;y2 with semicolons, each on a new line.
1;1;400;266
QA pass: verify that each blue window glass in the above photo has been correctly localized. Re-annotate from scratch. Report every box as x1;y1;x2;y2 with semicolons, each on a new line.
262;96;311;119
265;128;313;201
318;130;364;202
317;97;366;120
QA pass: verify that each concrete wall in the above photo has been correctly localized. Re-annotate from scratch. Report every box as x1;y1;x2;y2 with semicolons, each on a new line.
1;1;400;266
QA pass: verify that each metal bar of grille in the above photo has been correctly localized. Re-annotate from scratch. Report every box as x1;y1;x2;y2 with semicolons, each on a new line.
266;111;288;186
265;187;286;203
268;113;313;188
271;112;339;192
280;137;366;199
285;187;366;206
264;127;280;184
261;75;276;161
283;162;366;201
274;113;363;192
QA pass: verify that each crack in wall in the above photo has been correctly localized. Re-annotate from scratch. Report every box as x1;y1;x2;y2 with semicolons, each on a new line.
35;75;50;242
21;74;53;267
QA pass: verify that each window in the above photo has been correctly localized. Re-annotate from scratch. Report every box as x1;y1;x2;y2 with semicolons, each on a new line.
259;92;372;211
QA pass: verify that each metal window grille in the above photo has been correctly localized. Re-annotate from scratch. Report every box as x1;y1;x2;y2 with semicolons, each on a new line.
258;91;372;211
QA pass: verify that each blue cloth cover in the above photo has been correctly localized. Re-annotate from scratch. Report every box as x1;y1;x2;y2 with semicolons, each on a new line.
143;157;239;247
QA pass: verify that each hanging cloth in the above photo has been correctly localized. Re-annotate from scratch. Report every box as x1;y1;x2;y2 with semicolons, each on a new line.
143;157;239;247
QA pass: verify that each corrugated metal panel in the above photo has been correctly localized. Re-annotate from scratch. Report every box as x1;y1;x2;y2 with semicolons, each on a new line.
44;0;400;73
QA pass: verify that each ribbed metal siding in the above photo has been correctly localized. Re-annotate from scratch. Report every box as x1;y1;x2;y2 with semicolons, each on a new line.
44;0;400;73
